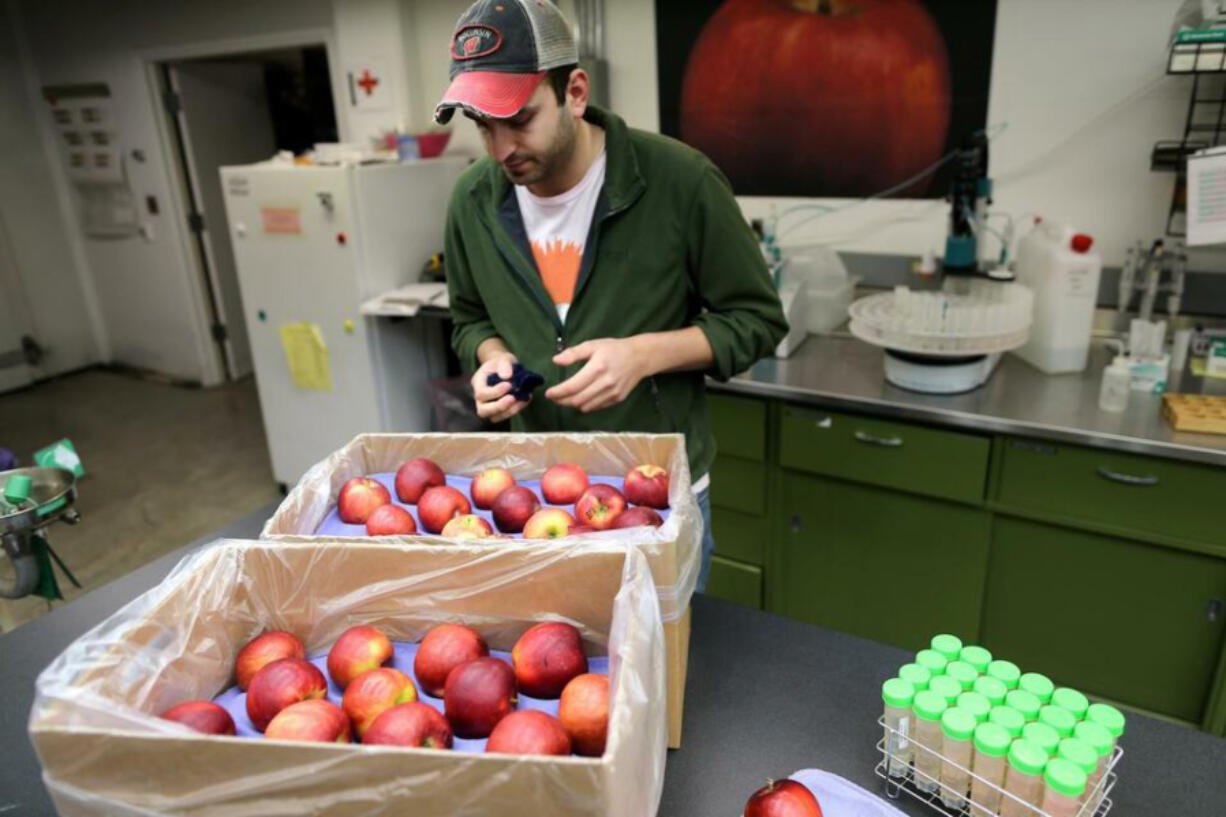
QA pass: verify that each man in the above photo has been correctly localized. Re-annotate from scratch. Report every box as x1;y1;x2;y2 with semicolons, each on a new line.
436;0;787;590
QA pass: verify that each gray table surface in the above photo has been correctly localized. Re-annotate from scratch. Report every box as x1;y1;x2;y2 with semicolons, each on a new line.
711;335;1226;468
3;503;1225;816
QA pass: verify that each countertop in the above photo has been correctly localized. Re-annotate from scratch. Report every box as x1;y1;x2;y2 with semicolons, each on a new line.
711;334;1226;468
4;504;1226;815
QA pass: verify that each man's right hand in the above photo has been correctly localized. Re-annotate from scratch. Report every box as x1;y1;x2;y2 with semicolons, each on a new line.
471;350;529;424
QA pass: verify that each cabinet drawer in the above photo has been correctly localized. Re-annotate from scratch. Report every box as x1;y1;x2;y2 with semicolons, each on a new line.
710;455;766;516
996;438;1226;549
705;556;763;609
709;392;767;462
711;505;766;566
779;405;991;505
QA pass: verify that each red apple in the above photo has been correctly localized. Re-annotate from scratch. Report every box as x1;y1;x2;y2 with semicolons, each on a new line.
364;701;453;749
417;485;472;534
327;625;394;689
491;485;541;533
470;468;516;510
485;710;572;756
511;621;588;699
414;623;489;698
522;507;577;539
265;699;351;743
574;484;626;530
246;657;328;731
342;667;419;738
609;506;664;529
743;779;824;817
623;464;670;509
443;656;516;738
394;458;446;504
680;0;950;198
337;477;391;524
558;673;609;756
161;700;236;735
234;631;305;691
440;514;495;539
541;463;590;505
365;503;417;536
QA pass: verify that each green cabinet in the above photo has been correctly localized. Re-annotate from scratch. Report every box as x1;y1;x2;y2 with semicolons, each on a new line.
982;516;1226;726
705;555;763;609
710;505;766;566
777;471;992;651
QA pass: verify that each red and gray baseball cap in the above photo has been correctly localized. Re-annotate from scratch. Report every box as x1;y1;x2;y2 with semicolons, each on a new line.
434;0;578;124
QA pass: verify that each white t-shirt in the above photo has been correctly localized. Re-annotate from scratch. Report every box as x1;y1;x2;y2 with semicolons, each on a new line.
514;150;606;324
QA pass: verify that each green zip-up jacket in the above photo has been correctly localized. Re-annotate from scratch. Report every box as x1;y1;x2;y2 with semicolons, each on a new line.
445;106;788;480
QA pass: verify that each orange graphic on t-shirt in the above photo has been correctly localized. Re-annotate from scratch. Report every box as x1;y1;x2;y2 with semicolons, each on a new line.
530;238;582;305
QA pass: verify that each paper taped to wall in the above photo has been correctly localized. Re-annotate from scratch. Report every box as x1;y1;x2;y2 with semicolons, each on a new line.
1187;147;1226;245
279;322;332;390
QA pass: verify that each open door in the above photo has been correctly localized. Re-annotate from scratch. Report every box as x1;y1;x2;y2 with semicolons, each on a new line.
0;214;36;394
165;60;277;380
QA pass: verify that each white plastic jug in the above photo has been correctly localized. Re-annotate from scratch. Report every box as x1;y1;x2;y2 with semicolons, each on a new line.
1012;219;1102;374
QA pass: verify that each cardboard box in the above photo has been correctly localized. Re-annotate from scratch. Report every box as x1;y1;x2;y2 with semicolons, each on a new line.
30;540;666;816
261;432;702;747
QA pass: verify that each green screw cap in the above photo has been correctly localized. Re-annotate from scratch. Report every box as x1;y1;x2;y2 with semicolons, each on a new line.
974;675;1008;706
987;659;1021;689
1044;757;1088;798
1074;721;1114;758
1052;688;1090;719
1022;721;1061;756
1086;702;1126;738
946;660;979;691
915;690;949;721
1005;689;1042;721
1007;738;1049;776
1039;705;1077;738
942;707;978;741
929;675;963;705
974;721;1011;756
916;649;948;676
1019;672;1054;703
989;705;1025;737
898;662;932;691
883;678;916;709
1058;737;1099;775
957;691;992;723
4;474;32;506
931;633;963;661
959;645;992;672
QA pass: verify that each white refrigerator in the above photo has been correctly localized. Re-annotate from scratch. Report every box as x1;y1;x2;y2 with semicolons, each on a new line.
220;157;467;486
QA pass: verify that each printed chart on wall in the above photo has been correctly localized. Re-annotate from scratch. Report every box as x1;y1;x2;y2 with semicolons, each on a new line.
655;0;997;198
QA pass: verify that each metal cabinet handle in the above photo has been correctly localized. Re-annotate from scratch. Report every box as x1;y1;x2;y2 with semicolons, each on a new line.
1208;599;1223;624
854;430;903;448
1096;466;1159;487
789;515;802;533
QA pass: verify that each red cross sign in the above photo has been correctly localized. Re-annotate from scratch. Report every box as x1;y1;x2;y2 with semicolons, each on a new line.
356;69;379;96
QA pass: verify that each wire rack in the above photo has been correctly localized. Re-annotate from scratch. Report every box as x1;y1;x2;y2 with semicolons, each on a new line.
874;716;1122;817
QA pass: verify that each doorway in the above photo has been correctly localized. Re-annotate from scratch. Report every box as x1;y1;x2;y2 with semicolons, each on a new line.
158;45;338;381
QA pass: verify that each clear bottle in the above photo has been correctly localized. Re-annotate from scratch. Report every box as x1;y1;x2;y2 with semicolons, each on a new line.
913;690;949;794
1022;721;1061;757
1098;352;1132;412
1019;671;1054;704
960;645;993;674
930;674;964;706
947;660;980;692
1000;738;1048;817
1006;689;1042;722
882;678;917;779
1040;757;1088;817
989;705;1026;739
931;633;964;662
1074;720;1115;813
898;662;932;692
1058;736;1100;810
974;675;1008;707
916;648;949;677
969;721;1011;817
940;707;977;809
1051;687;1090;721
1039;704;1077;739
988;659;1021;690
958;691;993;724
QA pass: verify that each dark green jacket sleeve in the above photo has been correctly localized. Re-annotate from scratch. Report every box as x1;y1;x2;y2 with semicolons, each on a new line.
445;191;499;372
686;165;789;381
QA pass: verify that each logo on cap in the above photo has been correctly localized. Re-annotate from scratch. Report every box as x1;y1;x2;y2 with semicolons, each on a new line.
452;24;502;61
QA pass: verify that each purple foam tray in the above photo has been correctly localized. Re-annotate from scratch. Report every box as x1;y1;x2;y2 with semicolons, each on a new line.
313;473;671;537
214;640;609;753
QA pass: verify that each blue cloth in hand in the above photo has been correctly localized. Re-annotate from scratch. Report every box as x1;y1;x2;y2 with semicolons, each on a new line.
486;362;544;402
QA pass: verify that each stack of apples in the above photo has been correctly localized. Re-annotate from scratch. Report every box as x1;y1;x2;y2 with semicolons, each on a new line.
160;621;610;758
333;457;672;540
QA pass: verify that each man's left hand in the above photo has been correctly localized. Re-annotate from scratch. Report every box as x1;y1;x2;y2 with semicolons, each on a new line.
545;337;648;413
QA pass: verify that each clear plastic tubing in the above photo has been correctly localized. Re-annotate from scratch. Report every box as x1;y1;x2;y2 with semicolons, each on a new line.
882;677;917;779
969;721;1010;817
912;690;948;795
940;707;977;809
1000;738;1048;817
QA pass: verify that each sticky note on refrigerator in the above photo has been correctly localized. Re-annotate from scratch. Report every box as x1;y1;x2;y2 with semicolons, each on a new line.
279;322;333;391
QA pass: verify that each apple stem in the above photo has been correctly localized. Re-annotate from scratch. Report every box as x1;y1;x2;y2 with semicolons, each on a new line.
790;0;837;12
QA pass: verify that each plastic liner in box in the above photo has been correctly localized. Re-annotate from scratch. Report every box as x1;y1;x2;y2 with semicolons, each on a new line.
29;540;666;817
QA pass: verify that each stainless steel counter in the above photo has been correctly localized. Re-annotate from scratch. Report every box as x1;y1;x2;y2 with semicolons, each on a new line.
711;335;1226;468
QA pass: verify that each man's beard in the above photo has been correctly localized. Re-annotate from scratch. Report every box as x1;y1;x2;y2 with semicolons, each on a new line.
502;111;576;187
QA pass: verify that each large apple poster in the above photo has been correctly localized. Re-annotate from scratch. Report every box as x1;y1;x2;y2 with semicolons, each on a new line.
656;0;998;198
